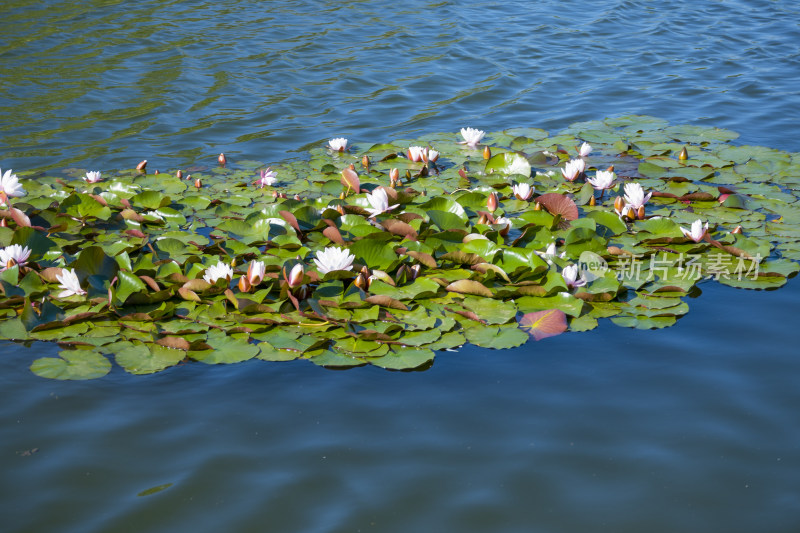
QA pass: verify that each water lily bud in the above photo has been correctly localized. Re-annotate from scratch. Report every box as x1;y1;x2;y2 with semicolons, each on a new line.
176;170;183;179
731;225;743;234
360;265;370;278
354;273;368;291
238;275;251;292
390;168;399;182
296;285;309;299
219;153;227;166
487;192;499;212
606;165;614;172
286;263;304;287
477;213;488;225
614;196;625;213
185;173;192;181
348;163;355;170
248;261;265;285
409;264;421;281
0;218;6;227
405;169;412;179
637;205;646;220
483;146;491;159
273;190;279;198
395;264;408;283
589;195;596;206
622;206;635;220
153;169;160;175
294;194;301;200
534;202;542;211
362;155;370;169
136;160;147;171
395;178;402;187
194;178;202;188
679;147;689;160
280;192;287;199
336;204;345;215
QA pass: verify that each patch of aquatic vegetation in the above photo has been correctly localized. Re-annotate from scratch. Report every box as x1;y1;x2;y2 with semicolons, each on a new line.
2;115;799;379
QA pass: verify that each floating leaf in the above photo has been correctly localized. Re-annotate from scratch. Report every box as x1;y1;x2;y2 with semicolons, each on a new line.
536;193;579;221
519;309;568;341
31;349;111;380
446;279;493;297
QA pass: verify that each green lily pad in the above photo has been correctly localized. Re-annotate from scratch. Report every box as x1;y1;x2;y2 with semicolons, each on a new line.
31;349;112;380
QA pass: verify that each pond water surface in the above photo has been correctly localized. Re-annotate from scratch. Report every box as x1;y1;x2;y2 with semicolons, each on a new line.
2;0;800;532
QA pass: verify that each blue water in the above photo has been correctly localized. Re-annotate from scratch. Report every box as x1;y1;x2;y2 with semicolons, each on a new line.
1;1;800;531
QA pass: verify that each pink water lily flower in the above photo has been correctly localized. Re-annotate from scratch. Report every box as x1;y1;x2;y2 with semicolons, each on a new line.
512;182;534;201
680;219;709;242
623;182;652;209
459;127;485;149
56;268;87;297
579;142;592;157
562;264;587;289
257;168;277;188
587;170;616;191
328;138;348;151
0;244;31;271
83;171;102;183
561;159;586;182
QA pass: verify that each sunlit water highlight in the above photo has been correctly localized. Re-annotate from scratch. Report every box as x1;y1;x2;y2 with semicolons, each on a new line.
1;0;800;531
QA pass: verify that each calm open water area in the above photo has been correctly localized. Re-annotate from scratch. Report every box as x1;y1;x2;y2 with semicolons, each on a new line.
2;0;800;531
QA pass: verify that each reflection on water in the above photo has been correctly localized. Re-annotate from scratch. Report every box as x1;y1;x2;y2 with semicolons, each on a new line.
3;280;800;532
1;0;799;174
2;0;800;531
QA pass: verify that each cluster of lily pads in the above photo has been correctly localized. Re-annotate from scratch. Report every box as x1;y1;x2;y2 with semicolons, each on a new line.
1;115;799;380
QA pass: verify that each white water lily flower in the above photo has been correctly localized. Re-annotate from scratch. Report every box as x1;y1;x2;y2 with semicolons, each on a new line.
314;247;355;274
328;138;348;151
364;187;398;218
83;171;102;183
562;264;587;289
257;168;277;188
0;244;31;271
587;170;616;191
579;142;592;157
536;242;565;262
203;261;234;283
512;183;534;201
0;168;25;204
407;146;427;162
623;182;652;209
507;157;531;176
493;216;512;235
56;268;87;297
459;127;485;148
427;149;440;163
680;219;709;243
561;159;585;182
